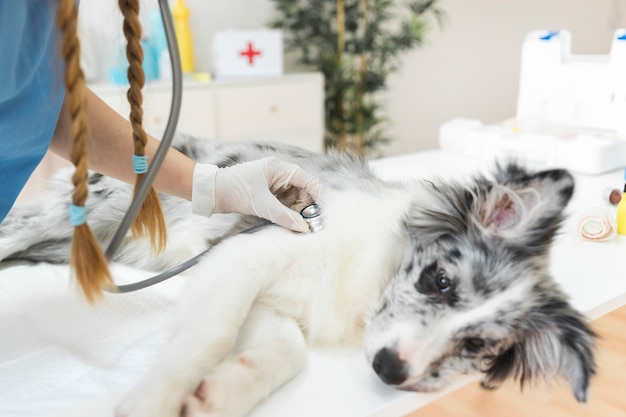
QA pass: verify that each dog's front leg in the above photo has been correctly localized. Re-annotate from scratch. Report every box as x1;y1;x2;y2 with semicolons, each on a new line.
183;305;306;417
116;252;269;417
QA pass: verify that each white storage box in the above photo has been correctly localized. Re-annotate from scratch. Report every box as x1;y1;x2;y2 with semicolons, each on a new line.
439;29;626;175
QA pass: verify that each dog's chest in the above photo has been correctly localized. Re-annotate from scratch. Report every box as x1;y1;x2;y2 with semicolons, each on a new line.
259;253;392;347
260;215;406;347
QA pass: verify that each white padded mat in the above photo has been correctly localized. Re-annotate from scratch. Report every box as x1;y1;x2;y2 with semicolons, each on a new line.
0;262;185;417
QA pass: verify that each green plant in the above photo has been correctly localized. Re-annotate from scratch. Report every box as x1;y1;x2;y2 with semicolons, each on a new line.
269;0;445;155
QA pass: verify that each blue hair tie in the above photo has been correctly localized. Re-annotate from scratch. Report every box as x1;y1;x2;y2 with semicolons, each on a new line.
133;155;148;174
69;204;87;226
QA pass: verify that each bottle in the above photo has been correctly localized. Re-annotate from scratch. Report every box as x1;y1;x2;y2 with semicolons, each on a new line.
173;0;195;73
616;169;626;235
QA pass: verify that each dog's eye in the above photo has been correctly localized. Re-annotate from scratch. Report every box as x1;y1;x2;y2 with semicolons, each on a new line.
464;337;485;353
435;270;451;293
415;262;457;305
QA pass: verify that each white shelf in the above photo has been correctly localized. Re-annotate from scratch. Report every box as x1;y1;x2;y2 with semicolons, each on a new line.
89;73;325;152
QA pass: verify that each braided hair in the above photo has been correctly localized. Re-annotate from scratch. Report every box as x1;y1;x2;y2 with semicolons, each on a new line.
56;0;167;302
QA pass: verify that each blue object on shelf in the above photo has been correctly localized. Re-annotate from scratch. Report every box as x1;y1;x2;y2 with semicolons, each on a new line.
107;9;166;85
539;30;560;41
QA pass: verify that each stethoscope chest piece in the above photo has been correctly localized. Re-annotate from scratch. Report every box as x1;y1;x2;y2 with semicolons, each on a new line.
300;204;323;233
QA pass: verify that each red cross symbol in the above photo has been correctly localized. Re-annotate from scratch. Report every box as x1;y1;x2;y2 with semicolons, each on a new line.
240;42;262;65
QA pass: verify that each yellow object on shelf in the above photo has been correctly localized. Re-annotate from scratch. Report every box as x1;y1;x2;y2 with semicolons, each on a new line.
617;191;626;235
191;72;212;82
173;0;195;73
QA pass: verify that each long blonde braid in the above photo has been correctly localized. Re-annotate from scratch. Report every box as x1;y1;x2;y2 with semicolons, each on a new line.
118;0;167;253
56;0;112;302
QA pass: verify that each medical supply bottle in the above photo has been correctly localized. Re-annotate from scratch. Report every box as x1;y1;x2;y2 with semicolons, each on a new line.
616;169;626;235
173;0;195;73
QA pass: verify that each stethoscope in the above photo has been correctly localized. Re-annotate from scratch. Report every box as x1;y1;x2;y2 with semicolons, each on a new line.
104;0;322;293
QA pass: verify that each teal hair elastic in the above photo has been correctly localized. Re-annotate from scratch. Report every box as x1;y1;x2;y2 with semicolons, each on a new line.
69;204;87;226
133;155;148;174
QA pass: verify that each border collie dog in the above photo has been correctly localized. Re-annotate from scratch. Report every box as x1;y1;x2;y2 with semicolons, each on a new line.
0;134;596;417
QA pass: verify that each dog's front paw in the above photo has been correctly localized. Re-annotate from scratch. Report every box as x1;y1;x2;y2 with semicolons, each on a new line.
182;372;255;417
182;377;230;417
115;383;184;417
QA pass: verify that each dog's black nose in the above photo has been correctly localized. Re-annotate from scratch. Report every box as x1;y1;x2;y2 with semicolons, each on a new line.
372;347;408;385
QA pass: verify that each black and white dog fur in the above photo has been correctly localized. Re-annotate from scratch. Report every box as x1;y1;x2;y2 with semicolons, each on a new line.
0;134;596;417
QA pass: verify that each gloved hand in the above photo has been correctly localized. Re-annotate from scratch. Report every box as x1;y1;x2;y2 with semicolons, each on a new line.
192;158;320;232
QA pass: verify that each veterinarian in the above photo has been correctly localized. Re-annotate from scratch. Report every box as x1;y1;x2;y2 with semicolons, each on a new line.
0;2;320;232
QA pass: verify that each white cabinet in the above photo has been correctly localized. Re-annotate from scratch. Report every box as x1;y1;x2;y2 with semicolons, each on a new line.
89;73;324;152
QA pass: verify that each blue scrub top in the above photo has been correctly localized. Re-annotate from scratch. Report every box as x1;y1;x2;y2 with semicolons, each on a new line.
0;1;66;222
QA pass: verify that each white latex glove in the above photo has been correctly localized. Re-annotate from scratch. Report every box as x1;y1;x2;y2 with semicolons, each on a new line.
191;158;320;232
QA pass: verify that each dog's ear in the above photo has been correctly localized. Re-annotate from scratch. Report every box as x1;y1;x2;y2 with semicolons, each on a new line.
408;163;574;247
482;295;596;402
472;163;574;252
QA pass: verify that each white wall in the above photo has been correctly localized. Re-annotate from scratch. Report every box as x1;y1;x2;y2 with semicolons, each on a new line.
79;0;626;157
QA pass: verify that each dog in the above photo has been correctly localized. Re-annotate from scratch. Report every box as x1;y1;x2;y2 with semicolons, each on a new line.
0;133;596;417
